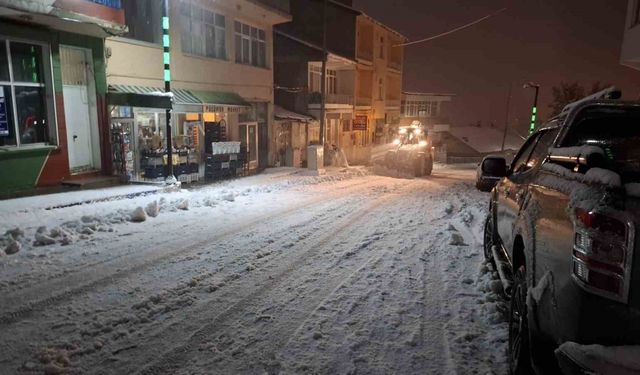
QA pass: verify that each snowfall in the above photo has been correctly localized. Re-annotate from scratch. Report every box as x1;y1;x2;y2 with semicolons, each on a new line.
0;165;509;375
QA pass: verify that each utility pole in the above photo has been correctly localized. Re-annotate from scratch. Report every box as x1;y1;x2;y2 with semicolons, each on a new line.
319;0;327;146
501;83;512;151
524;82;540;135
162;0;175;183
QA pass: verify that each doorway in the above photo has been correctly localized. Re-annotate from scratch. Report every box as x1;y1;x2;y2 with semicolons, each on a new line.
239;123;258;170
60;46;100;174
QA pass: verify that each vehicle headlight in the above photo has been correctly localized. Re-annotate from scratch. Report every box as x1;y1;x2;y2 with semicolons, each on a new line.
398;128;408;134
419;140;428;147
392;139;401;145
414;129;422;135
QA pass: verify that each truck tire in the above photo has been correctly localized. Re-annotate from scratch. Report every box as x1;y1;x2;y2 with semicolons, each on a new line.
509;265;534;375
424;156;433;176
483;214;496;267
414;157;424;177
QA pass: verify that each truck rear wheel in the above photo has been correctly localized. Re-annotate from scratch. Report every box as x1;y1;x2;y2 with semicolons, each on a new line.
424;156;433;176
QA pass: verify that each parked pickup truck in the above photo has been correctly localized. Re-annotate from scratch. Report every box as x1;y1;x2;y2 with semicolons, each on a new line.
477;88;640;375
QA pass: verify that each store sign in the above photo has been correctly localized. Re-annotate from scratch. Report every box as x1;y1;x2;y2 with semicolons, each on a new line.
353;115;368;131
0;89;8;137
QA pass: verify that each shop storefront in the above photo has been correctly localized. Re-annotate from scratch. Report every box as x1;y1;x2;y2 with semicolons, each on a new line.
107;85;250;183
0;9;123;195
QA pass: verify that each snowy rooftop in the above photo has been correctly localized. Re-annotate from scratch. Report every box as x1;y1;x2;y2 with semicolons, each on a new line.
448;125;524;154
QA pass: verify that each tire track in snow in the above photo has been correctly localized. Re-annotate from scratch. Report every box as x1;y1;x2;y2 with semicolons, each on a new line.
135;180;423;375
0;179;377;327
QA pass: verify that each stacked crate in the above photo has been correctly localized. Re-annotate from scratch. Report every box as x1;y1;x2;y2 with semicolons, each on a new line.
204;142;247;181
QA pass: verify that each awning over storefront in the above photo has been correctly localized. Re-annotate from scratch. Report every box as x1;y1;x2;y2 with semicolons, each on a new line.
191;90;250;113
107;85;250;113
274;106;314;122
107;85;172;109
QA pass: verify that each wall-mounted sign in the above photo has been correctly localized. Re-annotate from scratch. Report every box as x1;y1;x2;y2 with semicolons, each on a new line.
353;115;368;131
0;88;8;137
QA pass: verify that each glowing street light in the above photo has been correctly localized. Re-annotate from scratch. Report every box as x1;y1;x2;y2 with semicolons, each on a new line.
523;82;540;134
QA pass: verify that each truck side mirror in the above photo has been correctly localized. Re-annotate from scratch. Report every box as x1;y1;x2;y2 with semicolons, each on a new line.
482;157;508;177
477;157;508;192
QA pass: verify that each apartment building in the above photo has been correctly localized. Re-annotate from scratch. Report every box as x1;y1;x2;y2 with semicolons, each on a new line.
106;0;290;181
0;0;127;195
355;14;407;148
273;0;360;164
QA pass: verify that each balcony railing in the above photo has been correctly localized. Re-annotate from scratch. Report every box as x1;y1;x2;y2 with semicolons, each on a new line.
385;99;401;108
309;92;354;106
357;48;373;62
388;60;402;71
251;0;290;14
356;96;372;107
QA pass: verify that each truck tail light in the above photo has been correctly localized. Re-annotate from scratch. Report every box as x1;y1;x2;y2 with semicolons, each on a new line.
572;208;633;302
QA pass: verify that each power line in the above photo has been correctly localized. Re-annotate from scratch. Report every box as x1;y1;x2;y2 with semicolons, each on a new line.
394;7;507;47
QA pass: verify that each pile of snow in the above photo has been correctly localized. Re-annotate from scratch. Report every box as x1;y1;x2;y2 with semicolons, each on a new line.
541;163;622;188
557;342;640;375
0;167;370;257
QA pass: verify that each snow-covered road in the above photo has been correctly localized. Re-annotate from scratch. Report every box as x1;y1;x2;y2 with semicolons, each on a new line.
0;166;508;375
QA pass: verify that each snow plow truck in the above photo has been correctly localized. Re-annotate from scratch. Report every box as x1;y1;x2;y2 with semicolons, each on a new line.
379;122;434;177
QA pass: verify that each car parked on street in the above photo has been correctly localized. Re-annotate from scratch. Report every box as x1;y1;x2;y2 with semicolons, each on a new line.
477;88;640;375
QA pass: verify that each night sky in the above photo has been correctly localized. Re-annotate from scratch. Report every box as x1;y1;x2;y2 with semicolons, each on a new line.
354;0;640;133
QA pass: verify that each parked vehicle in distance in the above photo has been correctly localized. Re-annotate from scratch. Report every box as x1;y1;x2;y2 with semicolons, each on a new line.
477;87;640;375
476;155;507;192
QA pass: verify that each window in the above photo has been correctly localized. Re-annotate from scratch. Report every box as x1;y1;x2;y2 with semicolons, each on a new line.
527;128;559;169
180;1;226;59
379;36;385;59
510;133;542;174
378;78;384;100
122;0;162;44
0;40;54;147
308;66;336;94
634;0;640;27
235;21;266;67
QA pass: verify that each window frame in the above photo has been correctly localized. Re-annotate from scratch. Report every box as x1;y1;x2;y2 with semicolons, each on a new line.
633;0;640;27
120;0;163;45
0;37;57;149
234;20;267;68
180;0;227;60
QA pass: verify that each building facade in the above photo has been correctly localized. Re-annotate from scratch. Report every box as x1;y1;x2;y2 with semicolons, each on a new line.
106;0;290;182
273;0;360;164
0;0;128;195
355;15;406;148
621;0;640;71
400;92;454;162
274;0;406;165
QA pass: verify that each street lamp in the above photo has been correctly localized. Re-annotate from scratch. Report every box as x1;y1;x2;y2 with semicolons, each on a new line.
523;82;540;134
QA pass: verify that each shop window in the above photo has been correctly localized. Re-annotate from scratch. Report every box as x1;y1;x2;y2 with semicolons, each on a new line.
0;40;54;147
122;0;162;44
234;21;267;68
181;1;226;59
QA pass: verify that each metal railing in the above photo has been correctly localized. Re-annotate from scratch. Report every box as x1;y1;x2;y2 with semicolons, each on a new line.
356;96;372;107
309;92;354;106
251;0;290;14
385;99;401;108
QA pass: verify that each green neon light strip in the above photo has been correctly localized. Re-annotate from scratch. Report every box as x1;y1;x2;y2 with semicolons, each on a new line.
531;115;536;121
163;35;170;47
532;107;537;114
164;70;171;82
164;52;170;65
163;16;169;30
